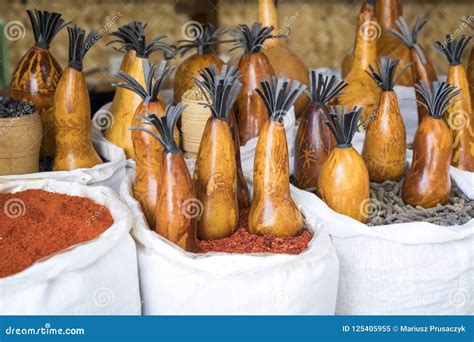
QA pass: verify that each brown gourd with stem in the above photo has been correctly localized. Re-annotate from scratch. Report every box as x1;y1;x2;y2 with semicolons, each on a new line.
105;22;175;159
338;0;381;121
10;10;69;158
130;104;198;252
362;57;409;182
250;76;307;237
375;0;413;86
435;35;474;171
114;60;175;226
193;65;242;240
53;26;102;171
174;23;225;103
319;106;370;223
388;16;438;125
294;71;348;192
230;23;281;145
403;81;461;207
258;0;310;118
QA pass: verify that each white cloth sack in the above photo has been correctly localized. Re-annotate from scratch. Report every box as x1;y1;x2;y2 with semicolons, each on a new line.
0;130;127;191
0;179;141;315
119;167;339;315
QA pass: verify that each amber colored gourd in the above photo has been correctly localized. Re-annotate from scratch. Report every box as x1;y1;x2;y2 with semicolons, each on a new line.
131;104;198;251
375;0;413;86
403;82;459;207
10;10;68;158
362;57;407;182
258;0;310;118
318;107;370;223
337;1;381;121
469;47;474;112
250;76;306;237
294;72;347;191
435;36;474;171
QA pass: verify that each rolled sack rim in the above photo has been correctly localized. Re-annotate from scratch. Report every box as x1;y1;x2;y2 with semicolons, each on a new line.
0;178;133;286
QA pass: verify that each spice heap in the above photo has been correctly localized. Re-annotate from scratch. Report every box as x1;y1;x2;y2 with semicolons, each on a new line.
197;209;313;254
367;179;473;226
182;86;208;101
0;97;36;118
0;190;113;278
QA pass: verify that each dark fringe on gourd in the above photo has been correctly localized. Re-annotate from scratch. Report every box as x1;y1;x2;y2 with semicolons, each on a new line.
67;25;100;72
434;35;472;66
27;9;69;49
309;71;347;105
113;60;174;104
256;76;307;123
322;106;364;148
193;64;242;121
388;16;430;65
414;81;461;119
178;23;226;56
107;21;148;52
229;22;284;54
130;104;184;154
367;56;411;91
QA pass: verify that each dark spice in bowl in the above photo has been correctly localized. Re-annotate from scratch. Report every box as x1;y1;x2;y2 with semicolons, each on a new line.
0;96;36;118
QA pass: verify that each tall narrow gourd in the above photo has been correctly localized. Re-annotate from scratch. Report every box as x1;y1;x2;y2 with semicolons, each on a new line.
294;71;348;191
375;0;413;86
403;81;460;207
193;65;242;240
131;104;198;252
114;61;175;226
250;76;307;237
106;22;175;159
465;18;473;111
10;10;68;158
388;17;438;124
53;26;102;171
435;35;474;171
230;23;279;145
362;57;408;182
319;106;370;223
258;0;310;118
337;0;381;120
174;24;225;103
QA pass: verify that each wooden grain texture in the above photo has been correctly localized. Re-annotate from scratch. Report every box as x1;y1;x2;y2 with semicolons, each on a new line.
446;64;474;171
106;51;145;160
319;146;370;223
402;116;452;207
193;117;238;240
10;46;62;158
375;0;414;86
234;52;275;145
362;91;407;182
249;120;304;237
337;1;381;121
156;151;198;252
53;67;102;171
294;103;336;191
173;53;224;103
259;0;310;118
410;47;438;125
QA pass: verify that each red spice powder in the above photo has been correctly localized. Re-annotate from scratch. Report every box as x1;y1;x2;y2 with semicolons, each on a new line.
198;208;313;254
0;189;114;278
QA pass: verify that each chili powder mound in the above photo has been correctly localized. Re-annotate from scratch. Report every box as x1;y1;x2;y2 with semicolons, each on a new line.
197;208;313;254
0;189;114;278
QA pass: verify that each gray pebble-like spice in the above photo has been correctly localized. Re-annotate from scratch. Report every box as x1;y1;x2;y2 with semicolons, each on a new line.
367;178;473;226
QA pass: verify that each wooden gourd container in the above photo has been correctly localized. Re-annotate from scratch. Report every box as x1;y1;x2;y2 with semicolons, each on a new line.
9;10;68;158
54;26;102;171
258;0;310;118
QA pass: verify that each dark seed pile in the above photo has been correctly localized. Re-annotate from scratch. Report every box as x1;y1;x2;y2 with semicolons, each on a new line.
0;97;36;118
367;178;473;226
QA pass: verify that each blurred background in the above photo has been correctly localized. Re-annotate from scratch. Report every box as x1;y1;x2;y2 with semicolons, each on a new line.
0;0;472;109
